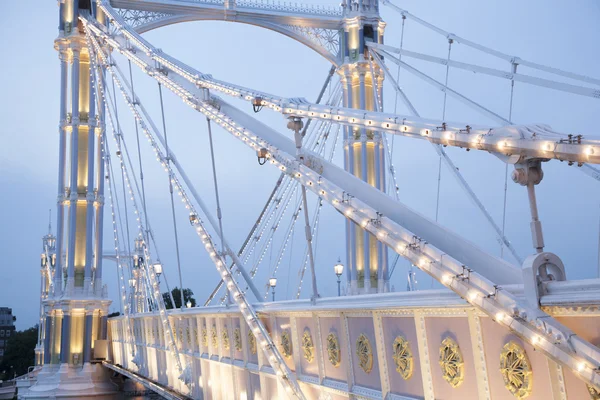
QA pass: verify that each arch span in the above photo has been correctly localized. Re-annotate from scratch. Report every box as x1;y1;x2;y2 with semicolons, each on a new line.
117;12;342;66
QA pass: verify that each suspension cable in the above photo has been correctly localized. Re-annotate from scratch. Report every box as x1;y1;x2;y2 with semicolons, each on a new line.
158;82;185;309
206;118;226;253
128;59;152;253
204;174;285;305
435;39;453;223
109;82;134;290
104;140;134;348
102;67;159;311
88;29;190;384
500;62;517;259
102;60;175;307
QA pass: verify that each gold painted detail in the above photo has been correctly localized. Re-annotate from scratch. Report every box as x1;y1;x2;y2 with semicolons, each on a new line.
201;328;208;347
392;336;414;380
302;329;315;363
327;333;341;367
234;328;242;351
222;328;230;350
248;331;257;355
281;330;292;358
588;384;600;400
500;342;532;399
186;328;191;346
211;325;218;348
439;337;464;388
356;334;373;373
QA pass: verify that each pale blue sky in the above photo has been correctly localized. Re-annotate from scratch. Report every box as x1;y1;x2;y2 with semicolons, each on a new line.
1;0;599;330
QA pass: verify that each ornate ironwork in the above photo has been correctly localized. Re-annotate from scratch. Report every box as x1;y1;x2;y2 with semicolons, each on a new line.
281;330;292;358
248;331;257;355
236;0;342;17
222;327;230;350
234;328;242;351
392;336;413;380
327;333;341;367
302;329;315;363
356;334;373;373
283;25;340;57
500;342;532;399
115;8;175;30
439;337;464;388
211;325;218;348
186;327;191;345
201;327;208;347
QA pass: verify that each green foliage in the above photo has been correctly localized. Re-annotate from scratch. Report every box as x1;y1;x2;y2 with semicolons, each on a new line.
0;326;37;380
162;287;196;309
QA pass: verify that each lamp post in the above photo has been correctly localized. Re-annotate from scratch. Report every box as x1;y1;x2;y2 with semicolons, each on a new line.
269;277;277;302
153;262;163;284
129;277;136;313
334;258;344;297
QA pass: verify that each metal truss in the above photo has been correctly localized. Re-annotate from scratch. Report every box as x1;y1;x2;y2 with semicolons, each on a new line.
109;0;343;63
235;0;343;17
84;14;600;389
114;9;174;31
283;25;340;58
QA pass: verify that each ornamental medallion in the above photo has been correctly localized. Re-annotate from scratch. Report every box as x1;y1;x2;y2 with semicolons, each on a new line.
392;336;414;380
439;337;464;388
356;334;373;373
500;342;532;399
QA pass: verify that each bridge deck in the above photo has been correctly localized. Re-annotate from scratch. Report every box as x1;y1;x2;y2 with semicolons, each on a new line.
108;280;600;399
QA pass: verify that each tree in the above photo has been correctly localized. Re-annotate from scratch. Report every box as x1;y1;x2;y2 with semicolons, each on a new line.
0;326;37;380
162;287;196;309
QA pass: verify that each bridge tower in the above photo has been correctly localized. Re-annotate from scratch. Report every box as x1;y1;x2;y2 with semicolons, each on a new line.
339;0;389;295
22;1;116;397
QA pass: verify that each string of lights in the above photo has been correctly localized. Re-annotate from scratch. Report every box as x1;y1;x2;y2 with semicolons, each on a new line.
85;14;600;389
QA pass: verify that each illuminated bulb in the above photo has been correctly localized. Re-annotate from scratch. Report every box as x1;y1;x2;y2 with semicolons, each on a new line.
467;291;479;302
532;335;541;345
585;147;594;156
577;362;586;372
495;312;505;322
441;274;452;285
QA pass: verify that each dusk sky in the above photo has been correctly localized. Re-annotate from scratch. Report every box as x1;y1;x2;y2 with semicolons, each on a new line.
1;0;599;330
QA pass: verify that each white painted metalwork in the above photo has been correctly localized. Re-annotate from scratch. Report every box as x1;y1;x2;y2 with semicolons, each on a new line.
84;15;600;390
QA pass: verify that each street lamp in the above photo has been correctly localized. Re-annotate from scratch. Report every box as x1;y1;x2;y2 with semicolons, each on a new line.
334;258;344;297
269;277;277;302
153;262;163;283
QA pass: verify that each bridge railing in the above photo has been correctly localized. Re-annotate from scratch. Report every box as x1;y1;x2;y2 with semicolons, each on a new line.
107;282;600;399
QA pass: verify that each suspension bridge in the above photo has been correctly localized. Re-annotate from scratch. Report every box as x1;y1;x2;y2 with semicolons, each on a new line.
16;0;600;399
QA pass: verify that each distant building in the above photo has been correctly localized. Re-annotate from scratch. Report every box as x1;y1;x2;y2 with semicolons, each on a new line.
0;308;16;361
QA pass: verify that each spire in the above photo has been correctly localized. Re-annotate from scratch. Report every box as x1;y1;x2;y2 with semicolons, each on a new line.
48;209;52;235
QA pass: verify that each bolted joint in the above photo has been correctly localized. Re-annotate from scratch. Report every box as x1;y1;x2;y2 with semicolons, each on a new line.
512;159;544;186
286;117;304;133
522;252;566;308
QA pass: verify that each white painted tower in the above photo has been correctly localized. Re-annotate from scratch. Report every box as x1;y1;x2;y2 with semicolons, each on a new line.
21;1;116;398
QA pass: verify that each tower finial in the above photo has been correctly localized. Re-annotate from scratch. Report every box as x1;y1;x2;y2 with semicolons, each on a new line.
48;209;52;234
